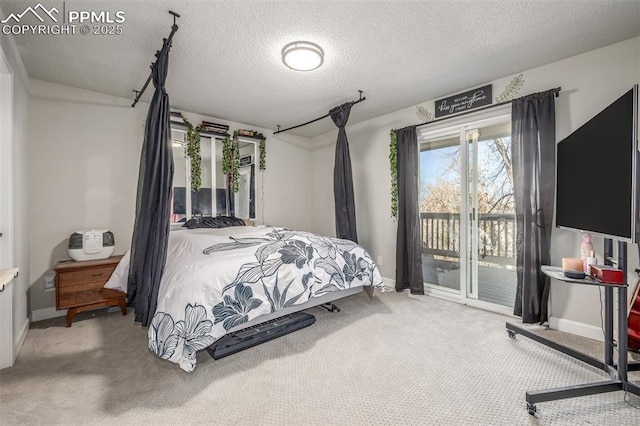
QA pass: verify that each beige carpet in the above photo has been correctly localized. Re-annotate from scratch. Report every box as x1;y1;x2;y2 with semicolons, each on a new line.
2;290;640;425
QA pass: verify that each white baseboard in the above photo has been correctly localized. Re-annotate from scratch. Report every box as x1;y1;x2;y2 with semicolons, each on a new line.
31;306;66;323
383;277;604;343
14;318;28;357
382;277;395;289
548;316;605;342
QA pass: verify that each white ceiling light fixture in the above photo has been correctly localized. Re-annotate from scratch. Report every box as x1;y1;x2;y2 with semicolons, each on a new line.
281;41;324;71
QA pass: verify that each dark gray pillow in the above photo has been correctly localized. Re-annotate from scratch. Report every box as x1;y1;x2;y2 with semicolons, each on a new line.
182;216;246;229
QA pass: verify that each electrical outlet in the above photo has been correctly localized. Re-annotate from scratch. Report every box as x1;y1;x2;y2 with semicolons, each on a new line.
377;256;383;266
43;273;55;291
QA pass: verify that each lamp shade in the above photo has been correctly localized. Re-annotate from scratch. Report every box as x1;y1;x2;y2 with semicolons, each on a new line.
282;41;324;71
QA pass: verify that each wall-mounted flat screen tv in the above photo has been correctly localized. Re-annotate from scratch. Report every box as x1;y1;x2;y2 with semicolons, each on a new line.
555;85;638;242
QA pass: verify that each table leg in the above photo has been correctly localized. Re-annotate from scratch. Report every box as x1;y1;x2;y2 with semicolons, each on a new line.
66;308;78;327
618;285;628;381
118;298;127;316
605;286;614;366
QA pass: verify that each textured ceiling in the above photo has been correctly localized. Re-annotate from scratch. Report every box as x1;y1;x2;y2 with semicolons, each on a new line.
2;0;639;137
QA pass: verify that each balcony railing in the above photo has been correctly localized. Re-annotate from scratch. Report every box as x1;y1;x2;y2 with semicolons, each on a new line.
420;212;516;262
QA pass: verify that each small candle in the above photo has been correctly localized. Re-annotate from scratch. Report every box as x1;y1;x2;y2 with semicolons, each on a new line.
562;257;583;272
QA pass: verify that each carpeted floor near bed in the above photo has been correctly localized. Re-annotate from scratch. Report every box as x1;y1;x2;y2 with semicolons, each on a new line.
2;290;640;425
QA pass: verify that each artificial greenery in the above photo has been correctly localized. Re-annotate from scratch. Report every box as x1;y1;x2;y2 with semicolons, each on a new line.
222;129;267;192
389;129;398;218
415;105;434;122
183;119;203;192
231;132;240;193
221;135;232;186
222;132;241;193
259;137;266;170
495;73;525;103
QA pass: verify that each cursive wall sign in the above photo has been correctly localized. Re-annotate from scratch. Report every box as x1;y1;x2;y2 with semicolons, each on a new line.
435;85;492;118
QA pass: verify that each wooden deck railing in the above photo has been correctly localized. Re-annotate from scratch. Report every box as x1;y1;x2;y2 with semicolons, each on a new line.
420;212;516;261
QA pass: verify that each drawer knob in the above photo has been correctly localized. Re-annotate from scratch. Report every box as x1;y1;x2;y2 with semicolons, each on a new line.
92;272;103;277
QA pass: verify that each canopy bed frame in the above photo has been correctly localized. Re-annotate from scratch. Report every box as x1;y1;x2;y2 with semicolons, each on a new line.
124;13;381;371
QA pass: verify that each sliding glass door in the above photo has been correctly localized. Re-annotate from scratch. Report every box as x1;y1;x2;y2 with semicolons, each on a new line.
419;115;516;310
419;132;462;295
466;125;517;307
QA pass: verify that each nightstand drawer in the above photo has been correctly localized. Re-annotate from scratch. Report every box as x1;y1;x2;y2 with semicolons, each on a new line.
53;255;125;325
58;288;126;310
57;265;115;287
57;278;107;296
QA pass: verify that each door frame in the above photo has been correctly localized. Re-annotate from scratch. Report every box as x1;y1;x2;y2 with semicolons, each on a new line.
0;44;13;269
0;44;15;368
418;110;514;316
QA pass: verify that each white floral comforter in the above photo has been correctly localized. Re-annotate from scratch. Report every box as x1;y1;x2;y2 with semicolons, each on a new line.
106;226;384;371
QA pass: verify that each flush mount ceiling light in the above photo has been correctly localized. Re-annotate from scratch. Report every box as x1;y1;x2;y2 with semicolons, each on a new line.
281;41;324;71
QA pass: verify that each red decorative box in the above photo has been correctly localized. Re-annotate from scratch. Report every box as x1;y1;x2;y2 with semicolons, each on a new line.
589;265;624;284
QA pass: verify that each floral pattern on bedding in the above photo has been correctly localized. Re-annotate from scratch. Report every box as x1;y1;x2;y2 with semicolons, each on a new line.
148;228;383;371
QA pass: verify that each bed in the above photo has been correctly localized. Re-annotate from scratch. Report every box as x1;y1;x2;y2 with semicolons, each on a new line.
105;224;384;371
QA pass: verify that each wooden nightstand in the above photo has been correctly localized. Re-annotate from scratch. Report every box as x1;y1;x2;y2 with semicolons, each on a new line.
53;255;127;327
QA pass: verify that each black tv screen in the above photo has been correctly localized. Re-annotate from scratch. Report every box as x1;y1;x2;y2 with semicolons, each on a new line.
555;85;638;242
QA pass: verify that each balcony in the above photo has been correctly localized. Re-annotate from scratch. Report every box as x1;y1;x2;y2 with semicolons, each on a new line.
420;212;517;307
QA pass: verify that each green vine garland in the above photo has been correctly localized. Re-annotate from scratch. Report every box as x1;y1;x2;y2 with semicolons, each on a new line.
222;132;241;193
389;129;398;218
222;135;232;185
259;138;266;170
183;119;203;192
222;130;267;193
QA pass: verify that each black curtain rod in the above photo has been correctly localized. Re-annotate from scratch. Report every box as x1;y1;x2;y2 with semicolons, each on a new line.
274;91;366;135
131;11;180;108
400;86;562;132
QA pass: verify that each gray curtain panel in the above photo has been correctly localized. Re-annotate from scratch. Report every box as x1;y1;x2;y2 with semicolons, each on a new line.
127;40;174;326
331;102;358;243
395;127;424;294
512;90;556;324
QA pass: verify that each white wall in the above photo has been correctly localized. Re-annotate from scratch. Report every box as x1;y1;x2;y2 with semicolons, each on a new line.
0;20;30;361
540;37;640;337
309;36;640;339
28;80;312;315
310;111;409;278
